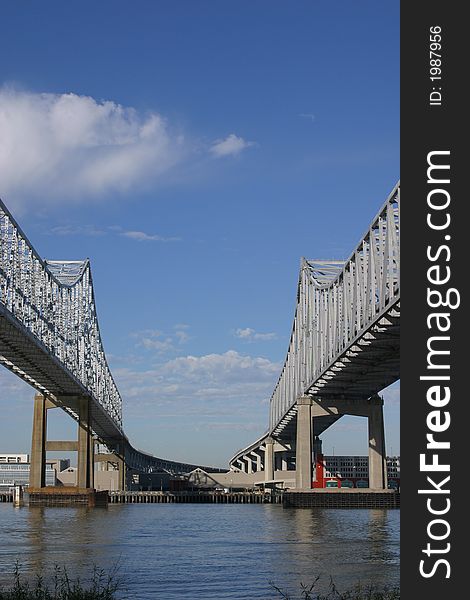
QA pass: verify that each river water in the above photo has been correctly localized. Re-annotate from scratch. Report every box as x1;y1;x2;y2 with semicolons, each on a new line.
0;503;399;599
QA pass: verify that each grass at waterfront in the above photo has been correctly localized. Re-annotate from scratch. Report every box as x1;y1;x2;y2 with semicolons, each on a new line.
0;563;121;599
0;564;399;599
270;576;400;599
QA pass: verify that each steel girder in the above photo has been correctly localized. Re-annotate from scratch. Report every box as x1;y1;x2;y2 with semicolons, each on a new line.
0;199;123;434
229;183;400;468
269;182;400;433
0;198;222;476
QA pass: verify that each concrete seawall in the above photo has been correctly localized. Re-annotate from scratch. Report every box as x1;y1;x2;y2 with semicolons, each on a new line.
283;489;400;508
109;491;282;504
2;489;400;508
28;487;109;507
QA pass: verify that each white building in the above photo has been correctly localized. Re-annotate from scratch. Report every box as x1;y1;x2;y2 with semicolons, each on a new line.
0;453;29;464
0;454;55;489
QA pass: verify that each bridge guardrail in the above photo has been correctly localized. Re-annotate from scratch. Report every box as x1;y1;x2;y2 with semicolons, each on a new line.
269;182;400;431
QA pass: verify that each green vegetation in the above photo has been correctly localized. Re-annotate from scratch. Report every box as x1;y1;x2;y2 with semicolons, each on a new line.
270;576;400;599
0;563;122;600
0;564;399;600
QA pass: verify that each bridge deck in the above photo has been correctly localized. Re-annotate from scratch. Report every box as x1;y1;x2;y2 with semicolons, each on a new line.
0;303;123;443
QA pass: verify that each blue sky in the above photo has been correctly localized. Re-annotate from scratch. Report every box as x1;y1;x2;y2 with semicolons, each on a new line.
0;1;399;467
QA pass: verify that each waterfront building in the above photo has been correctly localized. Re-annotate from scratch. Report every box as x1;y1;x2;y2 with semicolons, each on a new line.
0;451;124;491
0;460;56;489
192;455;401;491
0;453;29;464
322;455;400;488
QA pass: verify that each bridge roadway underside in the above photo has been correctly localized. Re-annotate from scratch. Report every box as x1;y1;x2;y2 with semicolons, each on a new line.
0;305;123;445
274;301;400;442
1;305;226;477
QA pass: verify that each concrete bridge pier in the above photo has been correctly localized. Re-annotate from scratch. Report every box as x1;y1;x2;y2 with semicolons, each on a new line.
30;393;48;489
292;394;388;490
264;437;274;482
368;396;388;490
77;396;94;489
30;394;95;491
295;396;313;489
115;442;127;491
255;451;263;473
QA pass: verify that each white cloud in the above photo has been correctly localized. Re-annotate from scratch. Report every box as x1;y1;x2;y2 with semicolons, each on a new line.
234;327;277;342
121;230;180;242
132;326;191;355
114;350;280;411
133;329;175;354
50;224;180;242
210;133;255;157
0;88;257;209
0;88;186;207
162;350;278;381
299;112;316;122
140;337;175;353
174;330;190;344
195;422;261;433
51;225;107;237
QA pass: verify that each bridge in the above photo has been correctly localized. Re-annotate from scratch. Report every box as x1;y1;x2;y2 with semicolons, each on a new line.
0;198;222;493
229;182;400;490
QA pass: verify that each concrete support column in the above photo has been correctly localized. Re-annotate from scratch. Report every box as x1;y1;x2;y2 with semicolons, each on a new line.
281;453;288;471
117;442;127;491
88;436;95;490
77;397;93;489
264;437;274;482
295;396;313;489
246;455;253;474
115;450;126;491
30;394;47;489
255;452;262;473
368;399;387;490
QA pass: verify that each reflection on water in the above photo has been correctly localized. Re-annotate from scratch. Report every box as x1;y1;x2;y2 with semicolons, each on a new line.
0;504;399;599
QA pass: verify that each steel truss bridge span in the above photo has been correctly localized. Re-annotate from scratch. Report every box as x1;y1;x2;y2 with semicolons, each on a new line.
230;182;400;468
0;198;219;476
